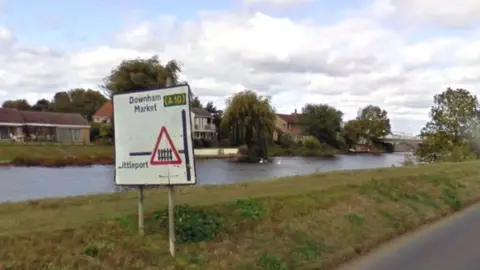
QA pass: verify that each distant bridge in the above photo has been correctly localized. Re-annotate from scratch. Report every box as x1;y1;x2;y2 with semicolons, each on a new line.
379;132;422;152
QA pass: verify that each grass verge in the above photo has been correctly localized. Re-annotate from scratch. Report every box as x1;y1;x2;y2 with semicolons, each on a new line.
1;161;480;269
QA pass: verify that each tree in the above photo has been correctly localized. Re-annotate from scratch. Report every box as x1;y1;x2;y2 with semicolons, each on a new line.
221;90;276;161
298;104;344;147
191;96;202;108
50;91;72;113
356;105;391;141
2;99;31;110
341;119;364;147
31;99;50;111
103;55;181;97
416;88;479;162
68;88;108;121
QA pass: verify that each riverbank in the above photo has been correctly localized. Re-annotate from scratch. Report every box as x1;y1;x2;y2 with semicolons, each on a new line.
269;145;337;157
0;144;239;167
0;144;339;167
1;161;479;269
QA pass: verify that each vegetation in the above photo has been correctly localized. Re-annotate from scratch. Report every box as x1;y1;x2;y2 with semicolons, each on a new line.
102;56;182;97
416;88;480;163
221;90;276;161
4;55;480;164
1;161;480;268
0;142;238;166
1;55;398;161
2;88;108;121
0;143;114;166
298;104;344;148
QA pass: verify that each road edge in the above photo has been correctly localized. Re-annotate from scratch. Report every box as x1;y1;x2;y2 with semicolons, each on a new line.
331;199;480;270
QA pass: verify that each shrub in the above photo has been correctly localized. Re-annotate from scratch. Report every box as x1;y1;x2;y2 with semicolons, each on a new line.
303;136;321;149
235;197;268;221
219;138;232;147
193;139;203;148
200;138;212;148
153;205;223;243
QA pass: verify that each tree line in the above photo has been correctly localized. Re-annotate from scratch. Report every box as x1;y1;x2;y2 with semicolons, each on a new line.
2;55;475;163
1;89;108;122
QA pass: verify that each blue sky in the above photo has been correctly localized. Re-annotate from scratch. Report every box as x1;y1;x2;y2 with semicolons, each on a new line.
0;0;378;50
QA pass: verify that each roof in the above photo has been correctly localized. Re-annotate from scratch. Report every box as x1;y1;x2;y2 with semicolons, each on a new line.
276;113;299;123
191;107;212;117
276;113;301;136
0;108;89;127
93;102;113;118
0;108;24;123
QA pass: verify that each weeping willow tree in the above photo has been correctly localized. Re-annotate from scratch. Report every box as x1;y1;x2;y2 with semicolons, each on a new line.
221;90;276;161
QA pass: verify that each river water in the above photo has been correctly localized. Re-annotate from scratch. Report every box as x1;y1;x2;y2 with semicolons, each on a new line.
0;153;407;203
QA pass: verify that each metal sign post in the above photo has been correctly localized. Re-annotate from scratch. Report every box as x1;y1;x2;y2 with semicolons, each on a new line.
138;186;144;235
112;84;197;258
168;183;175;257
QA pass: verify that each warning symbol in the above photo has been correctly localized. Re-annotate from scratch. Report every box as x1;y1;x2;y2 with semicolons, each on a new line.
150;126;182;165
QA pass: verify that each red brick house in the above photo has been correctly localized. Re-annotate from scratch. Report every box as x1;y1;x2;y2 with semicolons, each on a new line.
0;108;90;143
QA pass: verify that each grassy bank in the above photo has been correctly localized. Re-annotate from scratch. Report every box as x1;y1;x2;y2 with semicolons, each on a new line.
269;145;336;157
1;161;480;269
0;143;238;167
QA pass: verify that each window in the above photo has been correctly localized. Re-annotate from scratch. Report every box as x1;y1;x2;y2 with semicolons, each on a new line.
72;129;81;142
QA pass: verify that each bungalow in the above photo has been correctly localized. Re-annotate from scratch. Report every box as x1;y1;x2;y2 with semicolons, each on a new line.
0;108;90;144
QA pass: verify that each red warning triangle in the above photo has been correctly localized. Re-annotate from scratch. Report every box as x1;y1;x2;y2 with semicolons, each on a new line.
150;126;182;165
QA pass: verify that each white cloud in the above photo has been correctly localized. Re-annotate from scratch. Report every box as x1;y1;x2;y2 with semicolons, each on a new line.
377;0;480;28
0;1;480;134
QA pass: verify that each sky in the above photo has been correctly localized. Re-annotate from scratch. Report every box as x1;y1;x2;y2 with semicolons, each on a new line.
0;0;479;135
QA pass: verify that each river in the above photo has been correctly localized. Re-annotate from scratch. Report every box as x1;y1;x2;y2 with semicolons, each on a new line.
0;153;407;203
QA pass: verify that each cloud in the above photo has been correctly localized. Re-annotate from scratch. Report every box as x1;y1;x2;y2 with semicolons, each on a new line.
0;1;479;134
374;0;480;28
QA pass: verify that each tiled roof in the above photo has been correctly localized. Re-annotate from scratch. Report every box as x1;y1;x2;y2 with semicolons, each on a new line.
0;108;24;123
191;107;212;117
276;113;299;123
93;102;113;118
276;113;302;136
0;108;89;126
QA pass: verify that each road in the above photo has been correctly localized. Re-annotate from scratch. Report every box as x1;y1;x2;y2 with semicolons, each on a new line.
337;203;480;270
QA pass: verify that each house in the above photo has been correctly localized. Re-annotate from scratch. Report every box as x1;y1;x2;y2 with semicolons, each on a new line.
190;107;216;140
274;110;305;142
93;102;216;140
0;108;91;143
92;102;113;123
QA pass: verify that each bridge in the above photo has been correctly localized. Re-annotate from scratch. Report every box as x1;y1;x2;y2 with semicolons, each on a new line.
379;132;422;152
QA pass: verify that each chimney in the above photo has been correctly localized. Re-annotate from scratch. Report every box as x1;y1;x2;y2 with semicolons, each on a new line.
294;108;297;115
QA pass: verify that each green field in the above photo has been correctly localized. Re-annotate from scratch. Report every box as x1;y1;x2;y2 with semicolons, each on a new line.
1;161;479;269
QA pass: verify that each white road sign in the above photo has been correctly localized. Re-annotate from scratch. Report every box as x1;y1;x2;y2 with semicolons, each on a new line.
113;84;197;185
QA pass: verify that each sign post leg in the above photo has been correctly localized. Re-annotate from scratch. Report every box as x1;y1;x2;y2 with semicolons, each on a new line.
168;184;175;257
138;186;144;235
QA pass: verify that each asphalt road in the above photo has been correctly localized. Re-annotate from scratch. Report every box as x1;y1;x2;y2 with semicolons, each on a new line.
337;203;480;270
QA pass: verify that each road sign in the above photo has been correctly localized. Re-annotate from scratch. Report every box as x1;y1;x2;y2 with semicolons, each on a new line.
113;84;197;186
150;126;182;165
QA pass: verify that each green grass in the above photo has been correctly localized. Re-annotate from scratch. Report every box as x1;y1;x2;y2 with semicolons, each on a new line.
0;143;113;161
1;161;480;269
